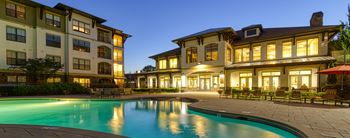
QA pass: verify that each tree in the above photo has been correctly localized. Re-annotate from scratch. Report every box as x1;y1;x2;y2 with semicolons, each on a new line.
141;65;156;72
338;5;350;63
16;58;63;84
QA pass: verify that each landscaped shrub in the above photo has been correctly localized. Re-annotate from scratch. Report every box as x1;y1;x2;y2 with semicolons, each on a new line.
10;83;89;96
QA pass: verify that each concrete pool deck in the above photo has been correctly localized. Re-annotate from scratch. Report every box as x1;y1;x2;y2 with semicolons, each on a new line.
1;92;350;138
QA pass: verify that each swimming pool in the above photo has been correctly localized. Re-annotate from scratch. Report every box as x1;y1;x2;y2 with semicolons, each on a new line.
0;99;298;138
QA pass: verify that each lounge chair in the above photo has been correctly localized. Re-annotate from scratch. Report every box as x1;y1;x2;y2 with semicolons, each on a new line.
90;88;102;98
220;87;232;98
314;88;339;105
273;89;286;101
338;93;350;107
249;88;262;100
124;88;133;95
289;90;302;103
238;88;250;100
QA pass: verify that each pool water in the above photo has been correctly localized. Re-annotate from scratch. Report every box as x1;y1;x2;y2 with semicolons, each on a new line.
0;99;297;138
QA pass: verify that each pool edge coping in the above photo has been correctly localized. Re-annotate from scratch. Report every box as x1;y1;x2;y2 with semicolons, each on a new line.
0;96;318;138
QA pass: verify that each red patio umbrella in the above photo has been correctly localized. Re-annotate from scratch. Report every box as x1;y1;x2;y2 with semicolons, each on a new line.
317;65;350;91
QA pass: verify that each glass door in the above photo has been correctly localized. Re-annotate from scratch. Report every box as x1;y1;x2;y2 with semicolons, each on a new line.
262;76;279;91
188;76;198;89
212;76;219;90
199;75;211;91
173;77;181;88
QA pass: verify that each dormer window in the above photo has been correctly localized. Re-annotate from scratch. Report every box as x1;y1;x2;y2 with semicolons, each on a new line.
242;24;263;38
245;28;258;38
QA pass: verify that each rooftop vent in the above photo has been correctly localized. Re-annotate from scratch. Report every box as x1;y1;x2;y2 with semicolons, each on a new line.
310;11;323;27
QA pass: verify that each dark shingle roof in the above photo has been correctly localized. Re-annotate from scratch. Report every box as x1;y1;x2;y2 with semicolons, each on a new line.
172;27;234;42
149;48;181;59
233;25;340;45
54;3;106;23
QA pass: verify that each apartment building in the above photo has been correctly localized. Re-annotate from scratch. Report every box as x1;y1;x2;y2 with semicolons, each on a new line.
133;12;340;92
0;0;130;87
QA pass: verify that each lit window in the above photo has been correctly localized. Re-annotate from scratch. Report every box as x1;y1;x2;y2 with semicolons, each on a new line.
253;46;261;61
289;70;312;89
308;38;318;56
73;78;90;87
169;58;178;68
226;47;232;62
282;42;292;58
297;40;307;57
205;44;218;61
72;19;90;34
114;64;123;77
235;47;250;62
297;38;318;57
113;35;123;47
267;44;276;60
159;59;167;69
186;47;197;63
114;49;123;62
47;77;61;83
235;49;242;62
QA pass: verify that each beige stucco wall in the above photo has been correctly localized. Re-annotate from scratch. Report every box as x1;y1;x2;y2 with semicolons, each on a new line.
0;20;35;69
181;35;227;69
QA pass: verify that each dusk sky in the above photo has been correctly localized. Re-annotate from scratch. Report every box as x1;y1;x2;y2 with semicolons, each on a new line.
33;0;349;73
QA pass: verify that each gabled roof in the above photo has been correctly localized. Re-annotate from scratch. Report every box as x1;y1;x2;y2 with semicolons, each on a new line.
172;27;234;42
11;0;67;15
241;24;263;31
233;25;340;45
54;3;106;23
149;48;181;59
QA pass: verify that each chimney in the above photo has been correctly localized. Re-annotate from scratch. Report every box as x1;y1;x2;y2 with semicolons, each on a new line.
310;11;323;27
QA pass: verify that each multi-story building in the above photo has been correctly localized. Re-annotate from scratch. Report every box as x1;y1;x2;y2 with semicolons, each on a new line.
0;0;130;87
133;12;340;92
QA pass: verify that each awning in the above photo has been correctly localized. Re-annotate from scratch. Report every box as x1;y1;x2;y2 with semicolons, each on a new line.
226;56;335;69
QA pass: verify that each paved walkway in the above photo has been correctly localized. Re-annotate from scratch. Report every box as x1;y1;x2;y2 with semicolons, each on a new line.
1;92;350;138
0;124;124;138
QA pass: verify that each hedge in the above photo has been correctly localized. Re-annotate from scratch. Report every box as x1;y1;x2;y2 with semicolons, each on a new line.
2;83;90;96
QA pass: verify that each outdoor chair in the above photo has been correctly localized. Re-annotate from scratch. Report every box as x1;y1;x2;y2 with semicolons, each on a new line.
220;88;232;98
338;94;350;107
124;88;133;95
273;89;286;101
238;88;250;100
289;90;302;103
249;88;262;100
90;88;102;98
314;88;339;105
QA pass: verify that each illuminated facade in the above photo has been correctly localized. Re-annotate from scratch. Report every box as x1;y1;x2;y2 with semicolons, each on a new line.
133;12;339;92
0;0;130;87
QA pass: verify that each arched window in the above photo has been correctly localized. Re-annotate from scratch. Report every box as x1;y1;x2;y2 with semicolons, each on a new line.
186;47;197;63
98;62;111;75
205;43;218;61
97;46;111;59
